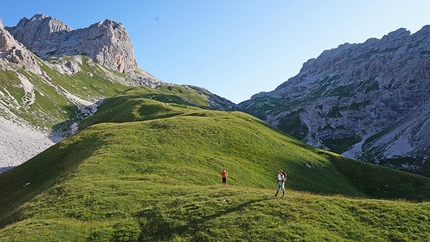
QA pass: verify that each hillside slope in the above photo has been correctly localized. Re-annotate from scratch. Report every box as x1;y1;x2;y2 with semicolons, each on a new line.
1;87;430;241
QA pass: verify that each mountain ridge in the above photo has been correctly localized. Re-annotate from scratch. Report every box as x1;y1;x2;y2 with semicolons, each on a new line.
5;14;138;74
240;25;430;176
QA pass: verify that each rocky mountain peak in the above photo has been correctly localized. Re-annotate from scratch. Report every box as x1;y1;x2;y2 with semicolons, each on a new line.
6;14;138;73
7;14;71;47
380;28;410;42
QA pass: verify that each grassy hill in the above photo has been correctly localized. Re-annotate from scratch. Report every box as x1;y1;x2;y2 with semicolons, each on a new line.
1;56;235;137
1;87;430;241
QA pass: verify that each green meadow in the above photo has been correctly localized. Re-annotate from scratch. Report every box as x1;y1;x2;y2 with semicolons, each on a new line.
1;87;430;241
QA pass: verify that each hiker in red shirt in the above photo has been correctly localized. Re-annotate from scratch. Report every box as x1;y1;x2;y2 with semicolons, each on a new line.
221;169;228;185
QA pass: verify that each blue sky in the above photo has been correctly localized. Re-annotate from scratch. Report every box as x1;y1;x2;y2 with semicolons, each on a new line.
1;1;430;103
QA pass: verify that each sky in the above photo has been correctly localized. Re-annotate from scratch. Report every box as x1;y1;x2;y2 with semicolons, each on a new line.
1;1;430;104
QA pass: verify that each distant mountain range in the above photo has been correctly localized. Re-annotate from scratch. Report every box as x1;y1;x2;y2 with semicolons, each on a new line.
240;26;430;176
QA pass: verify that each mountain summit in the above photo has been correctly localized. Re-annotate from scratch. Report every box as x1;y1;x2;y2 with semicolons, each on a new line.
240;26;430;176
6;14;138;73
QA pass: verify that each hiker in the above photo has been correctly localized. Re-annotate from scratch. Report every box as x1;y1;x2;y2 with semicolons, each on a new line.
221;169;228;185
274;169;286;198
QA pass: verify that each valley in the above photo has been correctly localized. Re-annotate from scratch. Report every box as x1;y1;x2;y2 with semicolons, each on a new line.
1;14;430;241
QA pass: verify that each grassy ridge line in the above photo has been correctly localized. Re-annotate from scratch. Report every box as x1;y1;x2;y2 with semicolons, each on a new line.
1;86;430;240
0;86;219;228
78;85;214;130
78;86;430;200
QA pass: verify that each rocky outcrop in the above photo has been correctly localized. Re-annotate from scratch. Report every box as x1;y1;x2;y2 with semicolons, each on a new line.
6;14;138;73
240;26;430;175
0;18;42;74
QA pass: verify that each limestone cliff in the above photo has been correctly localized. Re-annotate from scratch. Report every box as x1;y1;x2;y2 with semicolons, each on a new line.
6;14;138;74
0;18;42;74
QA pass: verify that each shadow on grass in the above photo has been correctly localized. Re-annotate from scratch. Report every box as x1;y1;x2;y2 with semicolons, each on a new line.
134;197;268;241
320;151;430;202
49;105;84;143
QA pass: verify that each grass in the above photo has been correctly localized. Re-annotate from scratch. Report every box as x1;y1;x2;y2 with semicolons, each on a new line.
1;57;226;135
78;86;212;130
1;87;430;241
0;57;128;131
42;56;129;100
0;55;139;132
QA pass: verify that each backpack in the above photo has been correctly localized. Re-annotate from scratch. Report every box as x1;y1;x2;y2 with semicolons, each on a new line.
281;171;287;181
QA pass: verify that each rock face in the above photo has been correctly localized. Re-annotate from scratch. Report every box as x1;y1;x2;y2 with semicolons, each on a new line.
0;18;42;74
240;26;430;176
6;14;138;73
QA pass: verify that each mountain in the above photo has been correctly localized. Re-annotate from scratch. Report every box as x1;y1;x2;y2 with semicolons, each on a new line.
239;26;430;177
5;14;135;72
1;86;430;241
0;14;237;172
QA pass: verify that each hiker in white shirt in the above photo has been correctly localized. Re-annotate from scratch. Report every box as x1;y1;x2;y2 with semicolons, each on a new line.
274;169;286;198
